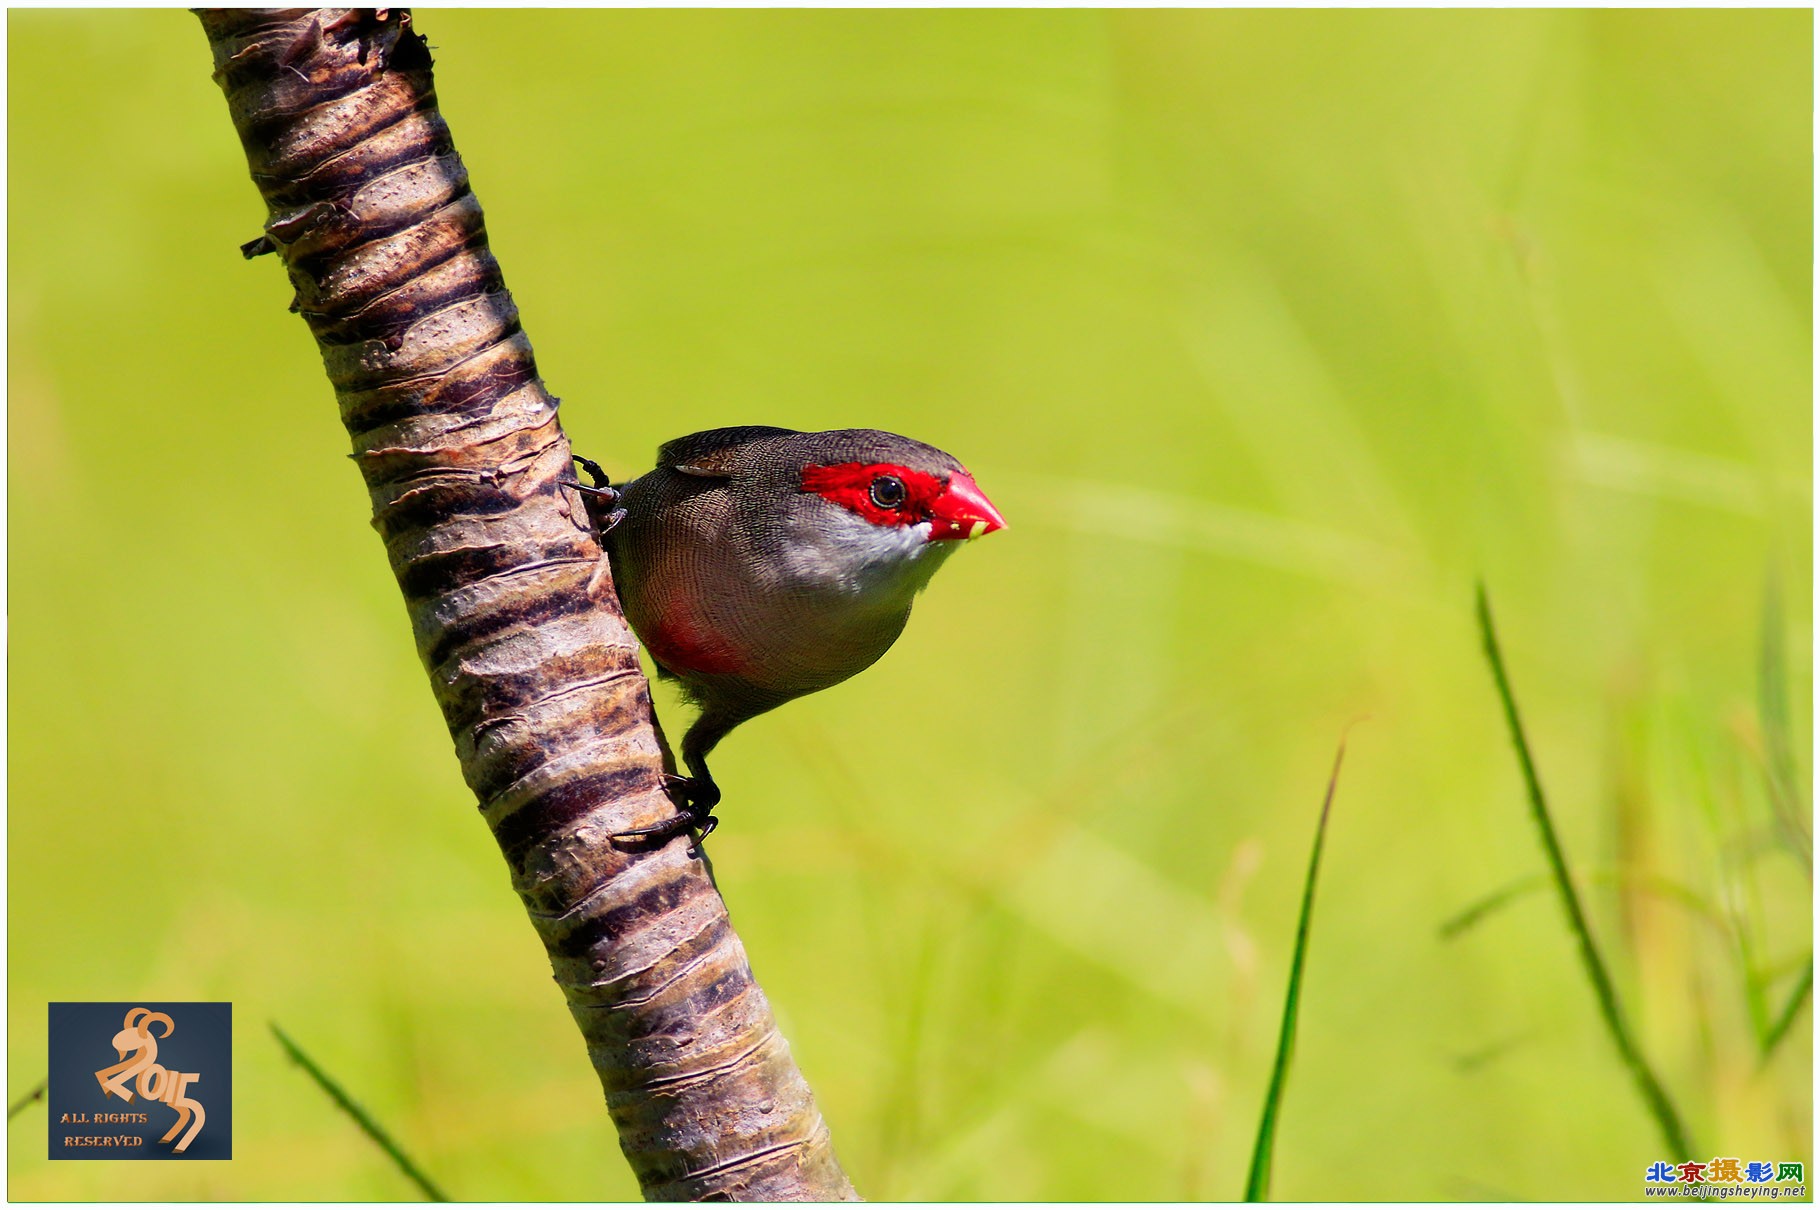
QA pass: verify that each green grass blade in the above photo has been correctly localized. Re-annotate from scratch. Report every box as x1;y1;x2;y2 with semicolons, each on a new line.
1441;870;1729;942
271;1023;450;1202
7;1080;46;1121
1476;584;1694;1158
1757;572;1812;874
1761;961;1812;1062
1438;875;1549;940
1244;738;1348;1202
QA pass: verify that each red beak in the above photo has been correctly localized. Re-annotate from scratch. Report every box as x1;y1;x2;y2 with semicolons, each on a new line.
928;471;1006;541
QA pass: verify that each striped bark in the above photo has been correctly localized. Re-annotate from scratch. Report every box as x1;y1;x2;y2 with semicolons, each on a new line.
195;9;856;1201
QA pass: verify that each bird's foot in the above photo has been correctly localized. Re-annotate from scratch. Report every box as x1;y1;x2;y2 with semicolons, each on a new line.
611;775;721;857
573;453;612;489
566;455;626;533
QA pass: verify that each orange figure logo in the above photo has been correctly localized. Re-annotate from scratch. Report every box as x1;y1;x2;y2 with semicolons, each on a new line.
92;1007;205;1153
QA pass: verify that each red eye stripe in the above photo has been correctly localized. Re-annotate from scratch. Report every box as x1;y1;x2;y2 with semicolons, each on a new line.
799;462;948;528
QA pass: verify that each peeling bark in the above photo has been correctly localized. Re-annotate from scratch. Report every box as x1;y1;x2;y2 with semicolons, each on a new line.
194;9;856;1200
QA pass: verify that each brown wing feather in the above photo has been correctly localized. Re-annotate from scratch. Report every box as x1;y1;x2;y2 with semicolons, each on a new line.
657;426;800;478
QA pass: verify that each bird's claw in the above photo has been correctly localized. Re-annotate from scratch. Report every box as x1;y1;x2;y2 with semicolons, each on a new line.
610;775;721;856
591;506;628;534
566;454;626;533
661;772;721;812
573;453;610;487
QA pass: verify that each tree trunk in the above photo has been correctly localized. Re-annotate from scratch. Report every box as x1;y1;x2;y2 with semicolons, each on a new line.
194;9;857;1201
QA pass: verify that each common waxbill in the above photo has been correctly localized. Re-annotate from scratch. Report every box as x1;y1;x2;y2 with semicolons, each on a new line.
572;426;1006;845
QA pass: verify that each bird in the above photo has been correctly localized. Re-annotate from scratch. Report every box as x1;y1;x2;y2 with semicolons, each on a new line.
570;426;1006;848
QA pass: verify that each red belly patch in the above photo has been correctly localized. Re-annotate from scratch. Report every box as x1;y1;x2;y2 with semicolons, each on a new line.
644;616;745;676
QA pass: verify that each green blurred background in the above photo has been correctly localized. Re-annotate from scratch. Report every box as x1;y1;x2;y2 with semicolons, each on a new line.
8;9;1811;1201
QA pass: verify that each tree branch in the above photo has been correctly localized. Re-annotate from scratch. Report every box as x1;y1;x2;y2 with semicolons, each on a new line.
194;9;856;1200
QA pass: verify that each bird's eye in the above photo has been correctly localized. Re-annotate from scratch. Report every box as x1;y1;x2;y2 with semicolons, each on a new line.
869;475;906;509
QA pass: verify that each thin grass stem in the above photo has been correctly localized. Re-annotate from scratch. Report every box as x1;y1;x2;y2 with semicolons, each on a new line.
1441;869;1728;941
7;1080;46;1121
1439;875;1550;940
1476;584;1693;1158
1757;571;1811;874
271;1023;450;1202
1761;961;1812;1062
1243;738;1347;1202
